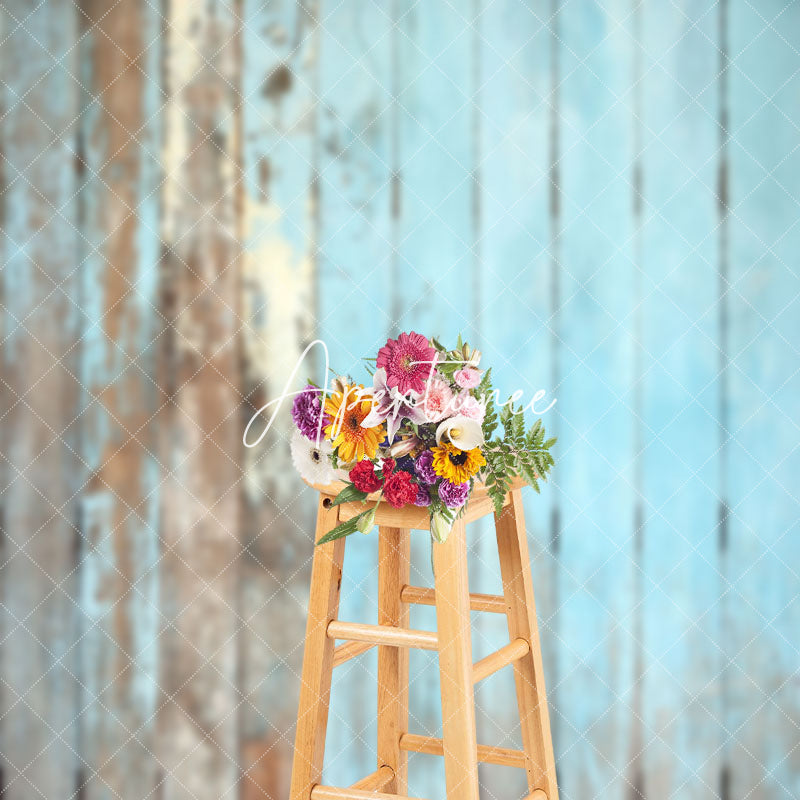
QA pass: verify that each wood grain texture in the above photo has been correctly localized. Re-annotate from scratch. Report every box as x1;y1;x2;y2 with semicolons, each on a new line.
315;0;396;786
393;0;478;342
432;518;479;800
333;640;376;667
472;638;530;685
289;498;346;800
495;491;558;798
555;2;638;797
727;2;800;797
639;1;724;797
2;2;799;797
237;0;321;787
158;1;242;797
349;765;394;792
0;3;81;798
476;4;557;792
316;0;395;369
400;586;507;614
335;489;510;529
311;785;425;800
399;733;527;770
327;621;437;651
75;0;163;796
377;526;411;793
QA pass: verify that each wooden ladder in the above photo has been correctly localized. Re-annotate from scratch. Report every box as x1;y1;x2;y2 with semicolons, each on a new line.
289;481;558;800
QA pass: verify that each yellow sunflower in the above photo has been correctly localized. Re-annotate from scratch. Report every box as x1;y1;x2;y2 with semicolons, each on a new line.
324;384;384;462
431;442;486;484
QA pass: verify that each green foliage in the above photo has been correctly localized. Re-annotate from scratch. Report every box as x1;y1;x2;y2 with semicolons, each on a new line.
480;374;557;516
316;507;374;544
330;484;369;506
311;335;557;546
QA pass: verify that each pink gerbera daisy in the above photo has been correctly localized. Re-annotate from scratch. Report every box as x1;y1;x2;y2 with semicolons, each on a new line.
376;332;437;395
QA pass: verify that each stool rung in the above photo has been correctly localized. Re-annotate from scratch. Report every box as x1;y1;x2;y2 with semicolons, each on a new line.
327;620;438;650
349;765;394;791
311;786;426;800
400;585;508;614
473;637;530;684
399;733;527;769
332;640;375;667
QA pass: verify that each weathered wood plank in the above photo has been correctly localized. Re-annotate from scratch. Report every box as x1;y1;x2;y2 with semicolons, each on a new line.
639;2;724;796
727;2;800;797
476;3;556;796
237;0;320;792
393;0;478;342
0;2;81;798
74;0;163;797
555;2;638;797
316;0;395;790
392;5;478;795
377;527;411;794
158;1;242;797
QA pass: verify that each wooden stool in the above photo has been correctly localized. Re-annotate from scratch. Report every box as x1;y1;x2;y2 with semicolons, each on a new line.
289;478;558;800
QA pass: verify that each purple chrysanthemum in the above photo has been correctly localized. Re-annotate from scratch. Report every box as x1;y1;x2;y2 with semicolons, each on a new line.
414;450;437;485
438;479;470;509
413;485;432;507
291;385;329;441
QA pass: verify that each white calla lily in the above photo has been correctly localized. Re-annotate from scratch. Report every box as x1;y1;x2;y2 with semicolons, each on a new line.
435;415;484;450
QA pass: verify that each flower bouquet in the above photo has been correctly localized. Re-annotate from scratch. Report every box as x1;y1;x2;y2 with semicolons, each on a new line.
289;332;556;545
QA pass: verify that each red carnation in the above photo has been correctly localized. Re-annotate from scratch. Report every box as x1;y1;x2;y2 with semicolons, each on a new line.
383;470;417;509
349;459;383;493
381;458;396;479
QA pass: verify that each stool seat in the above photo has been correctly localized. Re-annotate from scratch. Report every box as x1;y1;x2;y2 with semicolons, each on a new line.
289;481;559;800
303;475;528;529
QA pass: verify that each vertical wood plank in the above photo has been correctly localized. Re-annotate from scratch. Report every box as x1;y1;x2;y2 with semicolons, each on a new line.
554;2;638;797
0;2;81;798
289;498;346;800
316;0;395;788
317;0;395;370
76;0;163;797
638;2;724;797
393;6;478;794
377;527;411;794
495;491;558;798
159;1;243;797
432;518;479;800
726;2;800;797
237;0;321;790
394;0;478;342
476;5;556;796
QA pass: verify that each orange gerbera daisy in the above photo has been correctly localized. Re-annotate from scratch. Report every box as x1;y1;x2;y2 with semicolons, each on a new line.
324;384;384;462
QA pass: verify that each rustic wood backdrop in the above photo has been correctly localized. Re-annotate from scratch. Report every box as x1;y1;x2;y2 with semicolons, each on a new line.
1;0;798;799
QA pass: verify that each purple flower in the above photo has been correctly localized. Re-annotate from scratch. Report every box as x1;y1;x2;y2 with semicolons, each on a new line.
414;450;437;485
413;485;432;507
438;479;470;509
292;385;328;441
396;455;416;473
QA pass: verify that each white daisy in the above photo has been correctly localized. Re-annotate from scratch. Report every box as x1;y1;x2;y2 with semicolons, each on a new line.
290;428;336;485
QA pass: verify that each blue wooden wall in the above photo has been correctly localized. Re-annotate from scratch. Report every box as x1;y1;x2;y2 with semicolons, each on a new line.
1;1;798;799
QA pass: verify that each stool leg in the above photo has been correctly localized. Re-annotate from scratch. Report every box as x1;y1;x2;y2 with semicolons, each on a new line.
377;526;411;793
495;489;559;800
433;518;480;800
289;497;346;800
